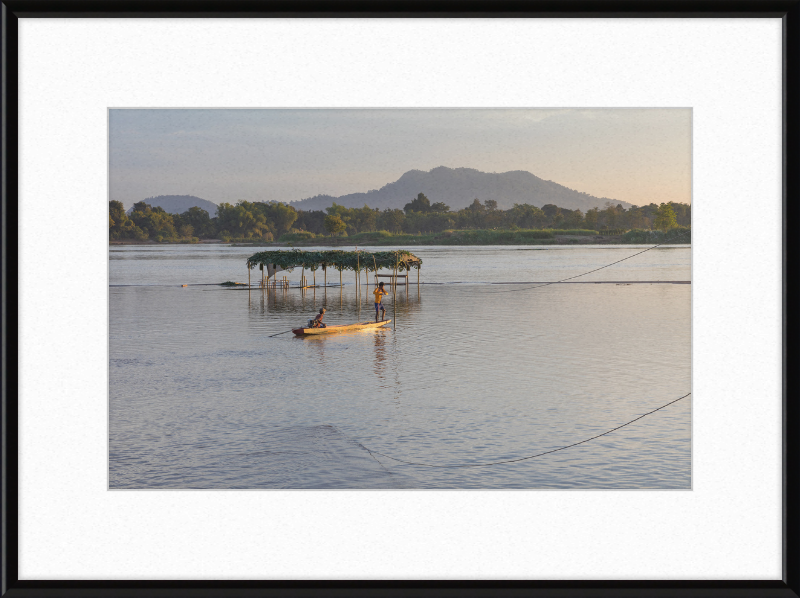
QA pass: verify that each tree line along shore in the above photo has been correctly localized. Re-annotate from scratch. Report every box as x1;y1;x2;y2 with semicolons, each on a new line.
109;195;691;246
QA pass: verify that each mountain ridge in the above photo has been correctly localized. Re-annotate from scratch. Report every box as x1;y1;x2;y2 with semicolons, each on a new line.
290;166;631;212
125;195;219;217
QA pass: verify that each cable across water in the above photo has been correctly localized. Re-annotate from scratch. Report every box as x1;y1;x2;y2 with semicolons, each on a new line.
482;229;691;294
344;392;691;468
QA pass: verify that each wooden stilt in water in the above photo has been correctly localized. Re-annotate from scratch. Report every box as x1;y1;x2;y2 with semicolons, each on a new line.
392;254;398;330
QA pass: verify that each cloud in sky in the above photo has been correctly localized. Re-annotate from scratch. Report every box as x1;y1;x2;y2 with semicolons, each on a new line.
109;108;691;208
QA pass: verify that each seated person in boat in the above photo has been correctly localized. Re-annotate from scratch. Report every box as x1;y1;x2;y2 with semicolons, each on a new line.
310;307;327;328
373;282;388;322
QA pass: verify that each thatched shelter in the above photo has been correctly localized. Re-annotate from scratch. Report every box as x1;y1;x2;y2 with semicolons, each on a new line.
245;249;422;287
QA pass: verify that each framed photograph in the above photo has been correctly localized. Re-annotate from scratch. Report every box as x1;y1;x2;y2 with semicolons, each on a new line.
3;2;795;595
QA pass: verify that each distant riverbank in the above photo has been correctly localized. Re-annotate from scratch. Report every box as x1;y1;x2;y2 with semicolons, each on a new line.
110;228;690;247
278;228;691;247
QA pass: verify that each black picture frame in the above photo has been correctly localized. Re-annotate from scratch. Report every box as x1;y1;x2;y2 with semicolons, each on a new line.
1;1;796;596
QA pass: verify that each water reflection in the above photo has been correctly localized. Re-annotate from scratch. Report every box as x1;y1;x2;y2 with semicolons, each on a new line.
248;279;422;333
373;328;387;380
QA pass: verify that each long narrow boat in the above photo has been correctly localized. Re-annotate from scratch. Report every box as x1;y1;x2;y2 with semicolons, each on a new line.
292;319;392;336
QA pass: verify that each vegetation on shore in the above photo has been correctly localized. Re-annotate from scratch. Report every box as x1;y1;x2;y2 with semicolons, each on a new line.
274;227;690;247
110;194;690;245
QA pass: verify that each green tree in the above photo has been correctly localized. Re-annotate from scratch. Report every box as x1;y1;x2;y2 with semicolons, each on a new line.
294;210;327;235
567;209;584;228
509;203;546;229
326;202;349;218
324;214;347;236
599;203;618;229
215;202;269;238
464;198;486;227
669;202;691;226
403;193;432;214
128;201;178;240
147;210;179;240
181;206;215;238
430;202;450;213
109;200;127;228
541;204;559;219
262;201;298;235
378;209;406;233
584;207;599;230
348;205;377;233
109;202;147;240
654;203;678;231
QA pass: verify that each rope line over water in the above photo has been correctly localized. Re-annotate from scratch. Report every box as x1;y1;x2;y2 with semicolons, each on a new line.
484;229;691;294
347;392;691;468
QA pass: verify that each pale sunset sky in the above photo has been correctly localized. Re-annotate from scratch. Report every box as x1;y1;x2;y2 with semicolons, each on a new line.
109;108;691;208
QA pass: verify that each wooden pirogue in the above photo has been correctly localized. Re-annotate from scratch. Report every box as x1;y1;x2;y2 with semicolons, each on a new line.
292;320;392;336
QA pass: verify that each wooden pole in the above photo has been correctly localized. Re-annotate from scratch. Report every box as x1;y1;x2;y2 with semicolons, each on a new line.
391;258;395;324
392;265;397;329
405;262;408;304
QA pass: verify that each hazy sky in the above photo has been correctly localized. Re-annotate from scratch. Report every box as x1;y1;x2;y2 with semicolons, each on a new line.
109;109;691;208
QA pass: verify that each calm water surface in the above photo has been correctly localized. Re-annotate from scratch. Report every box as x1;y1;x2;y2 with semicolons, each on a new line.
109;244;691;489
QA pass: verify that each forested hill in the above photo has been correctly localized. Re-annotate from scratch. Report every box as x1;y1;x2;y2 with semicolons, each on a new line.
125;195;219;217
290;166;632;213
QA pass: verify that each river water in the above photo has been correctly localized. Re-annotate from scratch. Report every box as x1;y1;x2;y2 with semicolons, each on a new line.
109;244;691;489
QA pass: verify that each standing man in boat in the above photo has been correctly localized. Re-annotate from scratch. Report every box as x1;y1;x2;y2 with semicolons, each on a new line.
373;282;389;322
311;307;327;328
